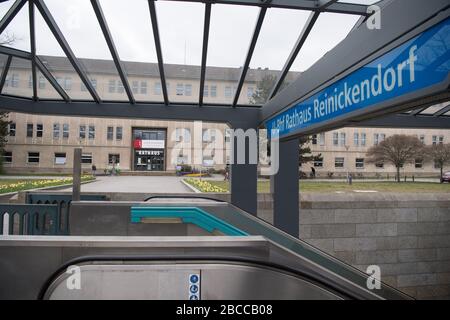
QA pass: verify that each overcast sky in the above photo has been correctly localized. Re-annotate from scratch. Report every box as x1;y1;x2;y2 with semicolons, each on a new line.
0;0;366;72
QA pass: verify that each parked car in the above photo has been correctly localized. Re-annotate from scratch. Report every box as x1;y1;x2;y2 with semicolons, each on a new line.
441;172;450;183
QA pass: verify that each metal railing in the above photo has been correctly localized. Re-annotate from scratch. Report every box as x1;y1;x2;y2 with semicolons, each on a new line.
25;193;108;235
0;204;59;235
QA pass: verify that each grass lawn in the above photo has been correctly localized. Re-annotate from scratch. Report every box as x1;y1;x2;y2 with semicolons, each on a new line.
187;179;450;193
0;176;95;194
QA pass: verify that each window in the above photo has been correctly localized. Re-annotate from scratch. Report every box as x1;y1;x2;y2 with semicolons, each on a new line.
28;74;32;88
176;128;190;143
3;151;12;163
27;152;40;163
26;123;33;138
154;82;162;95
203;85;209;97
340;133;346;146
361;133;366;147
335;157;345;168
79;125;86;139
225;129;231;143
375;161;384;169
176;83;184;96
354;133;359;146
8;123;16;136
36;124;43;138
64;77;72;91
107;126;114;140
63;124;69;139
314;157;324;168
108;80;116;93
11;74;19;87
116;127;123;140
415;159;423;169
333;132;339;146
247;87;254;98
177;155;188;165
54;152;67;165
117;80;124;93
374;133;380;146
53;123;60;139
419;135;425;144
108;154;120;165
140;81;147;94
224;86;232;98
38;76;45;89
88;126;95;139
433;135;444;145
132;81;139;94
311;135;318;145
81;153;93;164
318;133;325;146
185;84;192;96
356;158;365;169
210;85;217;97
202;129;215;142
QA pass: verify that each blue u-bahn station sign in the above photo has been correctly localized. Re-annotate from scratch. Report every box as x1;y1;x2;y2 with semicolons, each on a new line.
267;17;450;139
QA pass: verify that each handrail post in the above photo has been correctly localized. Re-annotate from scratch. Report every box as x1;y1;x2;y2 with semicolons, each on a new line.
73;148;82;202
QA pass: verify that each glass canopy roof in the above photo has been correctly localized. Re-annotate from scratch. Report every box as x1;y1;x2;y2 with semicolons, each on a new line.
3;0;445;124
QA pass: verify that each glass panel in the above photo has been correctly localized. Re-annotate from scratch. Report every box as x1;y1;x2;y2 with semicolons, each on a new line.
36;69;62;99
34;6;92;100
99;0;162;103
0;0;14;21
236;8;311;105
0;2;29;51
420;103;449;115
204;4;259;105
156;0;203;103
43;0;128;101
2;57;33;97
280;12;360;94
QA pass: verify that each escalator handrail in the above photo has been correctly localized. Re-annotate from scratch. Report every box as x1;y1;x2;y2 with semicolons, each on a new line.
38;254;364;300
144;195;227;203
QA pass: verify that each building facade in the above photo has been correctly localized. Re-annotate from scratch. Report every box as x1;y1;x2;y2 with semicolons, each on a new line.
1;56;449;176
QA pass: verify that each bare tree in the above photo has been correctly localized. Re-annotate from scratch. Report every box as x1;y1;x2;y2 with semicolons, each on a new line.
0;31;18;46
425;143;450;181
367;135;424;182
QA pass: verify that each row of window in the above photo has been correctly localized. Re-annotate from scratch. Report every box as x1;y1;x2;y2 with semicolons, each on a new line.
312;132;446;147
8;123;123;141
9;73;255;99
312;157;441;169
3;151;120;165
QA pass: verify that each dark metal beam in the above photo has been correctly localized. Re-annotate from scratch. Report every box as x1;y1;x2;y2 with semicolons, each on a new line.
0;0;27;35
0;55;12;93
268;11;320;100
148;0;169;106
410;106;430;116
0;45;30;59
232;7;267;107
199;2;211;107
317;0;339;10
433;104;450;117
29;0;37;100
0;95;261;129
175;0;368;15
91;0;135;104
35;57;70;101
34;0;101;103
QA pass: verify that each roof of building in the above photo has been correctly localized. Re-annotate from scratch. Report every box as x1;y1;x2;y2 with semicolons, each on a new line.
4;54;301;83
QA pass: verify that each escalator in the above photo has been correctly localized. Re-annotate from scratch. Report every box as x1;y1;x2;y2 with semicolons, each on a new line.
0;197;412;300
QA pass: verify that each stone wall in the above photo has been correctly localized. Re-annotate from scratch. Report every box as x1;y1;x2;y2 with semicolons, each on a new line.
257;193;450;300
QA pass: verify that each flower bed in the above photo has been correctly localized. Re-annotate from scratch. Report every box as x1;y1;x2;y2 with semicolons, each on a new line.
0;175;95;194
184;178;228;193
